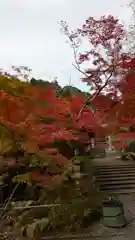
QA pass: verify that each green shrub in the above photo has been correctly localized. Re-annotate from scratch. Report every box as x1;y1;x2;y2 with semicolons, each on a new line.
125;140;135;153
121;140;135;161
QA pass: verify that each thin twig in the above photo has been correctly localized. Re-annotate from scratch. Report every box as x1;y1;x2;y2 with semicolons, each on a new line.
71;44;99;89
0;203;61;211
61;22;119;122
70;37;116;121
0;183;19;218
0;197;89;211
76;66;115;121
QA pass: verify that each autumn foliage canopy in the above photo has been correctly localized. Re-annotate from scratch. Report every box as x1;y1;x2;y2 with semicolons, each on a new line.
0;15;135;185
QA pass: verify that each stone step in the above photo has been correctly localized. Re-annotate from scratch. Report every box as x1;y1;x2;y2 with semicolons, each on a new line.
100;184;135;190
102;189;135;194
95;171;135;177
94;161;135;193
95;160;135;165
94;164;135;169
99;179;135;186
96;176;135;181
95;166;135;171
95;167;135;172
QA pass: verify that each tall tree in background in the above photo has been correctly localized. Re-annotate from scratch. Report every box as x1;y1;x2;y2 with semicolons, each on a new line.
61;15;125;94
126;0;135;56
61;15;126;126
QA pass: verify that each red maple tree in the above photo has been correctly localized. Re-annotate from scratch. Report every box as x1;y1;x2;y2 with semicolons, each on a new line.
0;75;98;185
1;14;135;187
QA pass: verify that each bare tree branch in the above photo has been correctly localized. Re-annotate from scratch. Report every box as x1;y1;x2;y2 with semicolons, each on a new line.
60;21;118;122
0;184;19;220
76;65;115;121
71;44;99;89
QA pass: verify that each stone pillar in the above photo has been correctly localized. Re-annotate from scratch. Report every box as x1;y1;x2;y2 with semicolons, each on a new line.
108;136;112;150
91;138;95;148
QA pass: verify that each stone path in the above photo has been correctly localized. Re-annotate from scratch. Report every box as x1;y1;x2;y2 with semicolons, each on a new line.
90;154;135;239
89;191;135;239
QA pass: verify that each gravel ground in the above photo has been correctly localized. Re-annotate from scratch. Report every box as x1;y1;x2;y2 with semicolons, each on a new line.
88;194;135;239
1;194;135;239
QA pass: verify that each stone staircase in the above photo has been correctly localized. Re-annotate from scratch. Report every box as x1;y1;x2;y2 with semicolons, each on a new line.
94;162;135;194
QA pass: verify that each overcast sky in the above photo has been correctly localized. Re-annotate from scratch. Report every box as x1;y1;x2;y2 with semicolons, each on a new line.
0;0;132;91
